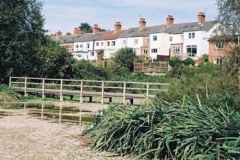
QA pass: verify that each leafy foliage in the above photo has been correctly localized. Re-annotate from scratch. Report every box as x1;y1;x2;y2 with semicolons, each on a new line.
0;0;76;83
217;0;240;35
83;98;240;159
114;48;137;72
0;0;46;82
79;22;93;33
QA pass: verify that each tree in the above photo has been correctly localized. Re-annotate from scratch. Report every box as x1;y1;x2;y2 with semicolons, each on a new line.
79;23;92;33
217;0;240;36
0;0;75;82
0;0;46;82
114;48;136;72
216;0;240;80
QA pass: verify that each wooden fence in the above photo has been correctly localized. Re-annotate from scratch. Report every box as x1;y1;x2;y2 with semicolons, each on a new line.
134;62;169;74
9;77;169;105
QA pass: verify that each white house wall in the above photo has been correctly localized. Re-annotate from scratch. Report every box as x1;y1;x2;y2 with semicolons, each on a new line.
149;33;169;59
124;37;144;56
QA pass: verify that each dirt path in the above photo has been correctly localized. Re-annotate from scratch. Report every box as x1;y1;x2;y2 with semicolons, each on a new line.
0;112;131;160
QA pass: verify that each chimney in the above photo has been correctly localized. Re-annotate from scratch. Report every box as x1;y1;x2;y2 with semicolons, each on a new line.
73;27;81;35
55;30;62;37
114;21;122;31
198;11;205;24
66;32;71;35
92;24;99;34
166;15;174;26
139;18;146;28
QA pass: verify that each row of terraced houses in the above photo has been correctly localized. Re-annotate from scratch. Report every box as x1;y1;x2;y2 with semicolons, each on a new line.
51;12;225;65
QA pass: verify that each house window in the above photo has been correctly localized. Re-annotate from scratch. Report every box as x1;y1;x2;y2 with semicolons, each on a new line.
134;39;138;44
153;35;157;41
173;45;180;54
80;44;82;48
101;42;104;46
144;49;148;54
151;48;158;53
96;42;99;46
215;42;224;49
123;39;126;45
186;45;197;56
91;52;94;56
188;32;195;39
107;41;110;46
169;36;173;42
111;41;116;46
213;57;222;65
87;43;90;48
76;45;79;48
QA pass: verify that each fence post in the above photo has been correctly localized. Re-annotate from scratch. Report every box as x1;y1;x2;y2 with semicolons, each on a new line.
80;80;83;103
42;78;45;99
146;82;149;102
101;81;104;104
24;77;28;97
60;79;63;101
123;81;126;104
9;76;11;88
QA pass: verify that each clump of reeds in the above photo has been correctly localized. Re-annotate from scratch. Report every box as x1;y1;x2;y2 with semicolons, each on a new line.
82;96;240;159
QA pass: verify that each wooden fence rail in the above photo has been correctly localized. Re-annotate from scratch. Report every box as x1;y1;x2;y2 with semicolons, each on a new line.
9;77;169;105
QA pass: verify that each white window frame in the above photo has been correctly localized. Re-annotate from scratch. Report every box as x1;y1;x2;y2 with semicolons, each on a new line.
213;57;222;65
172;45;180;54
188;32;195;39
153;35;157;41
215;42;224;49
151;48;158;53
186;45;197;57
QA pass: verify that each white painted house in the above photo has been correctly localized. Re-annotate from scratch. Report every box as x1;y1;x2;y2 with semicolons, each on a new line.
149;12;217;62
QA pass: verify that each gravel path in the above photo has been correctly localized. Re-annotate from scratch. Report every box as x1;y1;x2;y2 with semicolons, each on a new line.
0;113;132;160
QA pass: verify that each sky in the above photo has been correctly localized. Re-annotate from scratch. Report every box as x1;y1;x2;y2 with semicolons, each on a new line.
41;0;218;35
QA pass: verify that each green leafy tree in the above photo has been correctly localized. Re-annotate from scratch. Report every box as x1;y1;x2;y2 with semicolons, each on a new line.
216;0;240;81
114;48;136;72
217;0;240;35
0;0;46;82
79;23;92;33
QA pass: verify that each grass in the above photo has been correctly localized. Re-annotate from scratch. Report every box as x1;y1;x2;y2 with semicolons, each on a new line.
82;96;240;159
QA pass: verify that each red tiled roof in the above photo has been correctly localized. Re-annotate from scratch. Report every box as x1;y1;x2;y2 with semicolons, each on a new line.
96;30;126;41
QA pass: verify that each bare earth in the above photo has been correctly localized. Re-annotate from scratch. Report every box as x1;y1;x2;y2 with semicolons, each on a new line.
0;103;132;160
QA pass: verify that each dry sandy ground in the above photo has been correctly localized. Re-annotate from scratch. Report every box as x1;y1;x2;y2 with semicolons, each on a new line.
0;106;133;160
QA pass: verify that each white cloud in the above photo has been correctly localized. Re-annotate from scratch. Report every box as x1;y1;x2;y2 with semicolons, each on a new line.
42;0;218;34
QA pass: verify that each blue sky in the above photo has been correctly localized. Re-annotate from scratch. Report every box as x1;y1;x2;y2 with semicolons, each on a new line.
42;0;218;34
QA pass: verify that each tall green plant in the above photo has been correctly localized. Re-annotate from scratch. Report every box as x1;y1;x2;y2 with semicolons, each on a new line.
83;98;240;159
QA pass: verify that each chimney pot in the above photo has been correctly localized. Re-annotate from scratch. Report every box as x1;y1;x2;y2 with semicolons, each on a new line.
166;15;174;26
56;30;62;37
93;24;99;33
139;17;146;28
198;11;205;24
73;27;82;35
114;21;122;31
